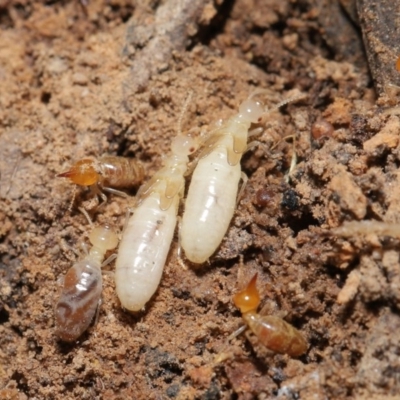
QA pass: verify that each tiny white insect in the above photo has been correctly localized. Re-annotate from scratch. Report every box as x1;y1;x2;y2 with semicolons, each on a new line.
181;90;304;264
115;96;197;311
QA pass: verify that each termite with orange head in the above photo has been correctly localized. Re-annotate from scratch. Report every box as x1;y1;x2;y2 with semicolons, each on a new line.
58;156;145;208
232;273;307;357
55;224;119;342
181;90;305;264
115;95;198;312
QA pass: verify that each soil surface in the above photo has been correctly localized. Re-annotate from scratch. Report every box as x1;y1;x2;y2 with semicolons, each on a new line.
1;0;400;399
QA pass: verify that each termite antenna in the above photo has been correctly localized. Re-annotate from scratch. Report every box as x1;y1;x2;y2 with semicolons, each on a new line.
68;185;77;213
177;90;194;137
269;93;307;113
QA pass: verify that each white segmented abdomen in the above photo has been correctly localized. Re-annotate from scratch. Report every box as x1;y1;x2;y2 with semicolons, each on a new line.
115;193;178;311
181;146;241;264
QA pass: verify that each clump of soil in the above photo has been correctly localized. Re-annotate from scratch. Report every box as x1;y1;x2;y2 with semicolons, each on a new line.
1;0;400;399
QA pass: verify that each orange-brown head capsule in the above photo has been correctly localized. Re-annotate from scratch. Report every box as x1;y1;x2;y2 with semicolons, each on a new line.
233;273;261;313
58;159;99;186
233;273;308;357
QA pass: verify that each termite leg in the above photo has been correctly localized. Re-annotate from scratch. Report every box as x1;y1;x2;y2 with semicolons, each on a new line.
102;253;117;268
176;216;188;270
97;188;108;209
184;155;201;178
102;186;129;198
227;324;248;341
122;208;132;233
236;171;248;206
266;133;298;183
80;184;107;210
246;140;269;154
269;134;296;151
79;240;89;256
92;298;103;330
76;208;94;257
284;139;298;184
102;254;117;278
248;127;264;138
214;317;248;364
81;196;101;212
79;206;94;226
60;238;80;260
270;134;298;184
102;270;115;278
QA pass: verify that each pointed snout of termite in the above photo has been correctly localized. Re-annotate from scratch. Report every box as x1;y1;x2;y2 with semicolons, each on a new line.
57;170;73;179
57;162;99;186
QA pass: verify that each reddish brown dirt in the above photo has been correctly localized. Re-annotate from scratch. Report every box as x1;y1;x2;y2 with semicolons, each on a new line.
1;0;400;399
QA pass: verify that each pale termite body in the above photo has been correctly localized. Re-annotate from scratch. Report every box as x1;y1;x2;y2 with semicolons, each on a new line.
181;92;303;264
115;135;197;311
55;225;118;342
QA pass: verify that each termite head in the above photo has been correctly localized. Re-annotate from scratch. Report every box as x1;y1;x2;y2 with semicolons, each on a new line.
233;273;261;314
89;225;119;252
171;135;198;157
58;159;100;186
238;99;264;124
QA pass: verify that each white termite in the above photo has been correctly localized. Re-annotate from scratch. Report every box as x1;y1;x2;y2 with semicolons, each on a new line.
55;225;119;342
181;90;304;264
115;97;197;311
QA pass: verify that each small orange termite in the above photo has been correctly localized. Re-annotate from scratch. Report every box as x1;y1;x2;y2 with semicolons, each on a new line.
58;156;144;206
233;273;308;357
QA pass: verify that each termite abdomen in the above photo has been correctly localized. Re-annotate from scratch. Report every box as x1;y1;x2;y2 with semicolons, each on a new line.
55;225;118;342
243;313;308;357
55;260;102;342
